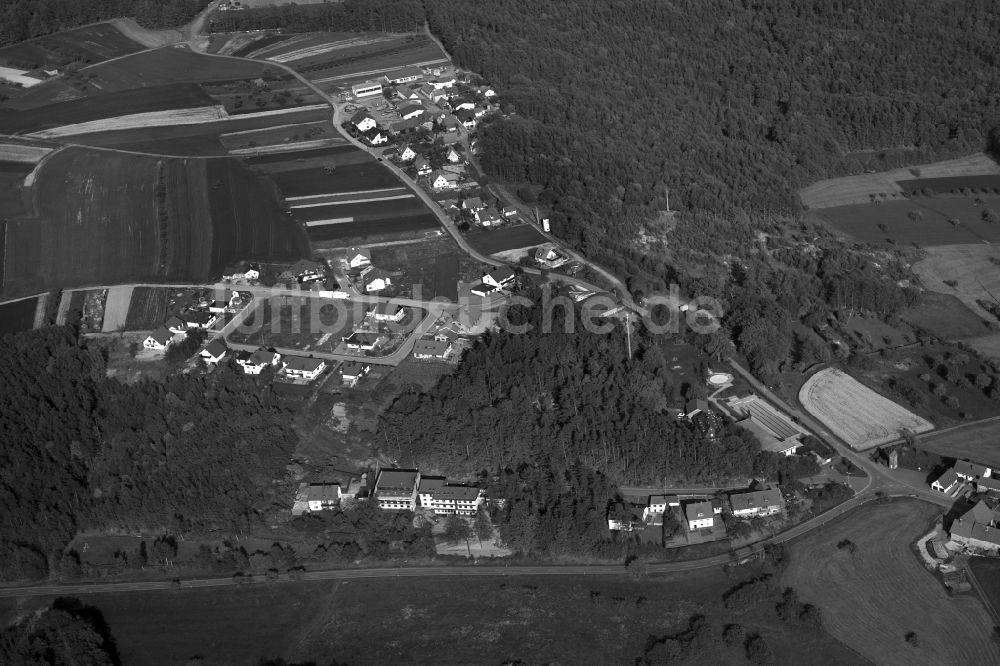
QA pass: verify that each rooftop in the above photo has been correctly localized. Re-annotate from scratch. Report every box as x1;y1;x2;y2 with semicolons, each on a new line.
375;468;419;495
729;488;784;511
306;483;340;502
283;356;325;372
685;501;713;521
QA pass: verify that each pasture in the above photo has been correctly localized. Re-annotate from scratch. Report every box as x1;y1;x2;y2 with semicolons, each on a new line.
897;175;1000;194
256;33;399;63
291;36;448;83
782;499;999;666
124;287;171;330
799;368;934;449
809;197;1000;247
799;153;1000;210
901;292;993;340
83;47;276;91
218;120;338;151
466;224;548;255
916;419;1000;469
911;244;1000;324
292;196;425;223
266;162;401;198
0;569;863;665
0;83;216;134
0;296;38;334
0;22;143;70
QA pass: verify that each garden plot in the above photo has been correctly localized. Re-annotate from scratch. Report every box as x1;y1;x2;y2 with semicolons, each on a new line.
799;368;934;450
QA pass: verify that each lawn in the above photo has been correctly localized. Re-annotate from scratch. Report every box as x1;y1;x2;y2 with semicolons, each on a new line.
0;296;37;334
901;292;993;340
916;420;1000;469
465;224;548;255
811;196;1000;247
0;83;216;134
782;499;998;666
227;296;359;351
911;244;1000;325
0;568;867;665
124;287;171;330
0;22;143;70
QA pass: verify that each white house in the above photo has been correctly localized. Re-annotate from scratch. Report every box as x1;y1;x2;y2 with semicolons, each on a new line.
397;145;417;162
371;302;405;322
306;483;341;511
374;468;420;510
364;129;389;145
955;460;992;482
347;247;371;269
483;265;516;289
457;110;477;129
430;170;459;190
412;338;452;359
685;501;714;530
729;488;785;518
351;110;377;132
480;86;496;98
932;469;963;494
470;282;498;298
237;349;282;375
198;339;228;365
144;326;173;350
341;360;371;387
343;331;384;352
281;356;327;381
446;147;461;164
351;80;383;98
642;494;680;520
361;265;393;292
417;476;484;515
183;311;218;330
207;299;229;314
244;264;260;281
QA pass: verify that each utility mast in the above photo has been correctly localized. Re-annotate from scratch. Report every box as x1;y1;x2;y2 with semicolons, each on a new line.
625;311;632;361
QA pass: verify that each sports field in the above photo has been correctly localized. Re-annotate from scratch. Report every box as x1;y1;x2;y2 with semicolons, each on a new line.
0;83;216;134
466;224;548;255
799;368;934;449
782;500;999;666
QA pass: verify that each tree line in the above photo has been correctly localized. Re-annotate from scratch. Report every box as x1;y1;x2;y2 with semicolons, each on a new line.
207;0;424;34
0;326;298;580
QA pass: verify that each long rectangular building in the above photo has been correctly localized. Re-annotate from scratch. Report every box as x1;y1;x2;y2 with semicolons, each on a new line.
417;476;483;515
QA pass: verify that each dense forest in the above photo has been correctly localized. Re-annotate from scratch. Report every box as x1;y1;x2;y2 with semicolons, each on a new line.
0;599;117;664
422;0;996;373
381;294;788;485
0;0;205;45
0;327;297;580
207;0;425;34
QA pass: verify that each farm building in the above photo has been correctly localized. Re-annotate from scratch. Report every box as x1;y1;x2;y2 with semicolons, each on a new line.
955;460;992;482
384;66;424;85
412;338;452;359
417;476;484;515
726;395;805;456
281;356;327;381
949;500;1000;552
977;477;1000;495
685;501;714;530
373;468;420;510
729;487;785;518
143;326;173;350
199;339;228;365
341;360;371;387
394;85;420;100
390;117;424;134
305;483;341;511
351;80;383;98
351;110;377;132
397;103;424;120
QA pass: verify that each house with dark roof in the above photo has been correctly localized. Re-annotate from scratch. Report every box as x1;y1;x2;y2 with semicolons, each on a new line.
144;326;174;351
977;477;1000;495
483;265;516;289
363;128;389;145
384;65;424;85
455;108;477;129
470;281;498;298
413;155;431;175
397;102;425;120
412;338;452;359
950;500;1000;551
417;476;484;515
371;301;405;322
390;116;423;134
199;339;228;365
729;487;785;518
374;468;421;510
281;356;327;381
351;110;377;132
305;483;341;511
237;348;282;375
932;468;963;494
341;360;371;387
955;460;992;482
343;331;385;352
360;265;394;292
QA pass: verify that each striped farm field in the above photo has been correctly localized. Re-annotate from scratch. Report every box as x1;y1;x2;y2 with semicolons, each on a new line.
798;368;934;450
782;500;999;666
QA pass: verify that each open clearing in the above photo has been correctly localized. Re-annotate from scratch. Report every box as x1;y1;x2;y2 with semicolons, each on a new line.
911;244;1000;322
466;224;549;255
0;570;865;665
915;419;1000;469
783;500;998;666
0;22;143;71
901;291;993;341
800;153;1000;209
799;368;934;449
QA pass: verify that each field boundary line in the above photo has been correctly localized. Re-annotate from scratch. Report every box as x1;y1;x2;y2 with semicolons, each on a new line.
291;194;414;208
286;187;403;201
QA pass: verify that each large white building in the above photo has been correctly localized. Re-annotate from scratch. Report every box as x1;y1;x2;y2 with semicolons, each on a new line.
685;501;714;530
281;356;327;381
351;80;383;98
417;476;484;515
373;468;420;510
